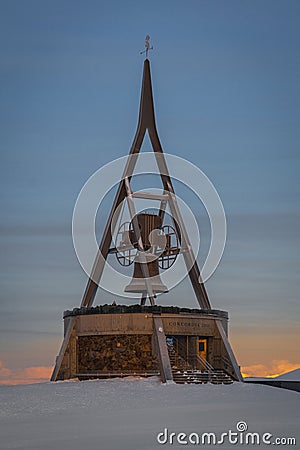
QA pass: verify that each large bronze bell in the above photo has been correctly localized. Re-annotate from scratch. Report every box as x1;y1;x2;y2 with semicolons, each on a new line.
125;213;168;294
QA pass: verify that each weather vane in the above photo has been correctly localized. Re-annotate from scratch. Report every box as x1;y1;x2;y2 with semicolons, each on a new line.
140;35;153;58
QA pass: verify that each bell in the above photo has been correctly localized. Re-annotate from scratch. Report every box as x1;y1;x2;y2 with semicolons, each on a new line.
125;213;168;294
125;252;168;293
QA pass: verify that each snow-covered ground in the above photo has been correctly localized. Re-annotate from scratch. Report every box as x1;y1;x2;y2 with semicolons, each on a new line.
0;377;299;450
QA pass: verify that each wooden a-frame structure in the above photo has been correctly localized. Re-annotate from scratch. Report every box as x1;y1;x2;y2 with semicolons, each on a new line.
51;58;243;382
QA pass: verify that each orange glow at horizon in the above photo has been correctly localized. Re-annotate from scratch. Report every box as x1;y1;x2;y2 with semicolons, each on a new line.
1;356;299;385
0;360;54;386
241;359;300;379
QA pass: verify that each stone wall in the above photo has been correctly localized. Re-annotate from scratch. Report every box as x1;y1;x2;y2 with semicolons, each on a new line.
78;334;158;373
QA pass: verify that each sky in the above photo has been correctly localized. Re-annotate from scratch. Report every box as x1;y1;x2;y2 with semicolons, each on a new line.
0;0;299;384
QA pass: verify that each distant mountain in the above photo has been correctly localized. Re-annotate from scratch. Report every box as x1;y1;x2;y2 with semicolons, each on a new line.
275;368;300;381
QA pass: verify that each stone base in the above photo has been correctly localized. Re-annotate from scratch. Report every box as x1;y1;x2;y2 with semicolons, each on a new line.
56;304;239;382
78;334;157;373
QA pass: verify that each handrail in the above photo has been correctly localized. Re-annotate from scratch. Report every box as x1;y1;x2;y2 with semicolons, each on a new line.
193;353;214;373
168;336;215;373
169;336;190;370
222;355;231;367
167;337;234;384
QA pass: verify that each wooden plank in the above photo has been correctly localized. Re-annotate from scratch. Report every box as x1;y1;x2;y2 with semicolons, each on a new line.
215;320;243;382
153;315;173;383
50;316;76;381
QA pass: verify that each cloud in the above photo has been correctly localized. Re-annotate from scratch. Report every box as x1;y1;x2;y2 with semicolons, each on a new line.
0;359;53;385
0;359;12;379
21;366;53;379
242;359;300;378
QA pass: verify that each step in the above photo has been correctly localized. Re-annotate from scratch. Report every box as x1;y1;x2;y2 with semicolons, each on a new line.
172;369;233;385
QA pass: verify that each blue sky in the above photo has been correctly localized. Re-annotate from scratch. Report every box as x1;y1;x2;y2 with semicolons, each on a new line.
0;0;299;381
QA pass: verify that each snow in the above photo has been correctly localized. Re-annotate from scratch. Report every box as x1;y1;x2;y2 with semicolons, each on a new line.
0;377;299;450
275;367;300;381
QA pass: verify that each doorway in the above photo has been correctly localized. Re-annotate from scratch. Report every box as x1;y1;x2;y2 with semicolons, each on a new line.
198;338;207;361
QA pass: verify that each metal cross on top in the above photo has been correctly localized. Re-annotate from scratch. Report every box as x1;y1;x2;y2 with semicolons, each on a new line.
140;35;153;58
